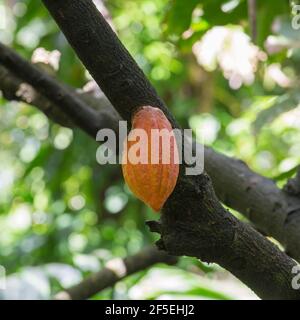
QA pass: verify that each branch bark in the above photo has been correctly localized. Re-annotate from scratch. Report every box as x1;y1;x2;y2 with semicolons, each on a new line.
34;0;300;299
205;147;300;261
1;50;300;263
0;44;100;137
0;64;73;127
0;64;120;133
54;246;177;300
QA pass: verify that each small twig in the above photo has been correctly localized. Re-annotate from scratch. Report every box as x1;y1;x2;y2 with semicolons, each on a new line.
54;246;177;300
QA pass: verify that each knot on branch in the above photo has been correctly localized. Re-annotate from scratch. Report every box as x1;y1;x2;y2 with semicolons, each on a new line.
146;173;236;264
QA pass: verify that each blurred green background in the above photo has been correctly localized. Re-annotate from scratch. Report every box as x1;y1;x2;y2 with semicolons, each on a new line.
0;0;299;299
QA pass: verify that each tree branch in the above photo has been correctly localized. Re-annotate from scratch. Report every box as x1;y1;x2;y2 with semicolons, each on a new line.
1;49;300;263
0;64;71;127
34;0;300;299
0;43;100;137
204;147;300;261
54;246;177;300
0;64;121;134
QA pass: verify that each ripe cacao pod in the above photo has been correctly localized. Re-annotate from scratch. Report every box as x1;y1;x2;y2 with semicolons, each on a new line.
122;106;179;212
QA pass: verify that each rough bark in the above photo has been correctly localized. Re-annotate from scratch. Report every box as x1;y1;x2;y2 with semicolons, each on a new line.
0;44;100;137
0;64;120;134
0;64;73;127
1;57;300;262
204;147;300;261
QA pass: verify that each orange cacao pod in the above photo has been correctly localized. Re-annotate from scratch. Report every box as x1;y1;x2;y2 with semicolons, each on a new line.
122;106;179;212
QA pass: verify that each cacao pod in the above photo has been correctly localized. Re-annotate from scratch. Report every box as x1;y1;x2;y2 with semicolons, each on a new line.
122;106;179;212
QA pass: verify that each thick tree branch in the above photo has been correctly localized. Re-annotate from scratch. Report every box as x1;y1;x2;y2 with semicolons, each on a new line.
54;246;177;300
1;50;300;263
0;64;120;133
205;148;300;261
32;0;300;299
0;43;100;137
0;64;72;127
